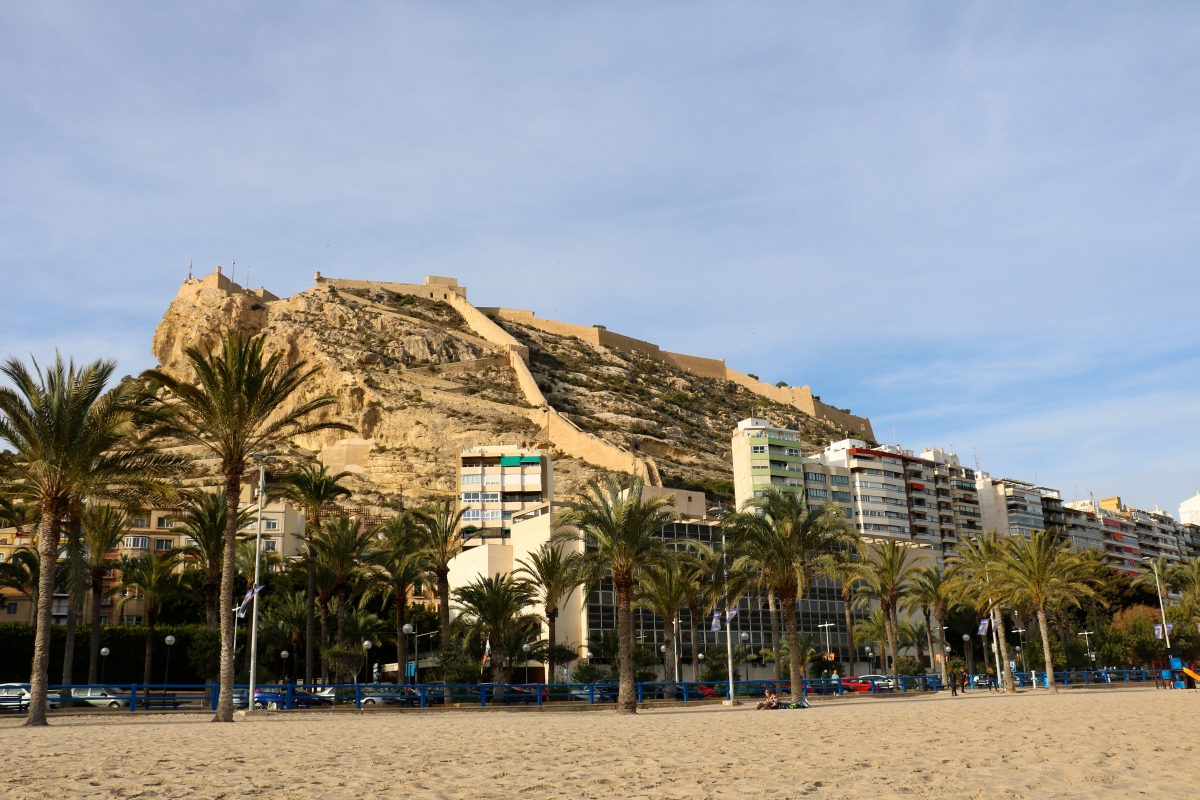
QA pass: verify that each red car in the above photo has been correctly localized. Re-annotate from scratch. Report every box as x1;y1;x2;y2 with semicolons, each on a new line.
838;677;876;693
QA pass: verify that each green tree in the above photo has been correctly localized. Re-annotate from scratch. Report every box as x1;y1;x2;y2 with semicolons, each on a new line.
853;608;889;671
113;550;184;684
818;545;868;670
176;492;253;629
1168;557;1200;602
80;506;128;683
412;499;473;649
995;529;1099;693
515;541;581;684
0;355;180;725
903;567;954;684
854;539;918;678
142;331;350;721
361;513;424;685
632;560;688;681
676;543;721;681
272;462;352;685
452;573;539;683
311;515;375;646
0;547;39;623
555;475;677;713
946;532;1014;691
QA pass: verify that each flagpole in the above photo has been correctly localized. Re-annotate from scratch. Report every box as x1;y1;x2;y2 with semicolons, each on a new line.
248;455;271;708
723;530;735;703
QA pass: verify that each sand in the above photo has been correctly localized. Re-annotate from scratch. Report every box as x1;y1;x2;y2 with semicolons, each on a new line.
1;687;1196;799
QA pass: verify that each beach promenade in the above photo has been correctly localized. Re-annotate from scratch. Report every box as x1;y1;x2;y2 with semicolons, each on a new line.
2;688;1194;799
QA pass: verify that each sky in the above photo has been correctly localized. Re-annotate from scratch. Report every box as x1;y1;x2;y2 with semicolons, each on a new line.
2;3;1198;516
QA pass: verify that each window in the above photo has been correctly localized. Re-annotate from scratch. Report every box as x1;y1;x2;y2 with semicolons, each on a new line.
482;510;502;521
264;540;278;552
461;492;480;502
462;509;481;521
805;473;827;484
785;448;801;457
806;488;828;500
156;517;173;529
858;509;885;517
481;492;500;502
832;491;851;503
5;603;16;615
750;445;767;454
154;539;172;551
124;536;149;550
129;517;148;529
264;519;279;531
461;474;482;485
882;457;902;465
100;597;112;606
483;474;502;484
121;616;143;626
830;475;849;486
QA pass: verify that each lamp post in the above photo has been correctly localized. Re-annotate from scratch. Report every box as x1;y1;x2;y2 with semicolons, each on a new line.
281;650;289;684
163;635;176;685
361;640;373;685
402;623;415;685
817;622;834;663
962;633;971;678
1142;557;1172;648
1078;630;1095;664
522;642;531;684
247;451;276;706
865;647;873;672
660;644;668;681
100;647;110;683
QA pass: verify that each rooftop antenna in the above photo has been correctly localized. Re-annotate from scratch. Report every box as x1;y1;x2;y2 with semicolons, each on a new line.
1034;469;1038;486
231;260;236;285
892;427;897;445
973;448;980;472
188;259;192;281
246;264;251;289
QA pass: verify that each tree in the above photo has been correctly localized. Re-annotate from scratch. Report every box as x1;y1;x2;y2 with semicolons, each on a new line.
1134;556;1173;613
263;591;307;677
853;608;889;672
818;545;868;669
451;573;539;683
413;499;474;649
632;560;688;682
58;510;90;687
80;506;127;683
899;619;929;667
903;566;954;685
995;529;1099;693
0;355;181;725
272;462;352;686
1168;557;1200;602
947;531;1016;691
514;541;581;684
141;332;350;721
361;513;423;686
310;515;375;646
113;550;184;684
676;543;722;681
176;492;253;629
727;491;854;696
555;475;677;713
0;547;39;623
854;539;918;679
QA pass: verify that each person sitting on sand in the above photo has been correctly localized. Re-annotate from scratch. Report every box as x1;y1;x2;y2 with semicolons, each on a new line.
755;690;779;710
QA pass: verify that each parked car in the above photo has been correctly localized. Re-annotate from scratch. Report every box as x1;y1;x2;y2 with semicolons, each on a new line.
68;687;129;708
252;687;331;709
0;684;59;711
359;686;421;706
861;674;895;690
568;679;619;703
838;677;876;693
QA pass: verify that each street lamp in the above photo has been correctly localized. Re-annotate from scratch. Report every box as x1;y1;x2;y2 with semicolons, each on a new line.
362;639;373;684
1141;557;1172;649
1078;631;1095;664
403;623;416;685
522;642;532;684
817;622;835;663
100;647;110;683
281;650;289;683
247;451;276;706
865;647;873;671
164;635;176;685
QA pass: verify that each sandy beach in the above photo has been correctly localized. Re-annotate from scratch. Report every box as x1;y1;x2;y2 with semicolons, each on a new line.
1;688;1195;799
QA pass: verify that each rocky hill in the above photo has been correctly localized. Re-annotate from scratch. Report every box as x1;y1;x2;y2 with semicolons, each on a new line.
151;270;874;508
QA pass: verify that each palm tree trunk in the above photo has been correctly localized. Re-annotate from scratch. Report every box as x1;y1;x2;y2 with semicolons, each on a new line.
491;644;507;684
781;588;802;698
436;566;451;647
88;581;103;684
25;502;63;727
546;609;558;683
1037;606;1058;693
991;605;1013;692
305;555;316;685
204;576;218;630
336;584;347;645
767;590;781;680
934;609;948;686
144;612;156;686
841;585;854;671
394;593;407;686
884;603;900;678
319;601;330;684
214;472;243;722
614;577;637;714
62;600;78;686
686;601;701;682
923;609;934;674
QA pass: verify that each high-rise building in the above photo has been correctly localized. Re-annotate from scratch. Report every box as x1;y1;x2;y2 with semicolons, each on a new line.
1180;492;1200;526
731;418;806;510
457;445;554;543
976;474;1049;540
1097;497;1184;565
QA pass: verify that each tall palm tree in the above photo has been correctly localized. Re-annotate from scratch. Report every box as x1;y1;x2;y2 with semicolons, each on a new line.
361;513;424;685
903;566;954;684
854;539;918;679
113;550;184;684
899;618;929;666
1169;557;1200;602
141;331;350;722
994;529;1099;693
412;499;473;648
514;541;581;684
263;591;307;675
310;515;375;645
59;511;90;687
314;561;336;683
176;492;253;629
947;532;1014;691
555;475;677;714
632;560;688;682
272;462;352;685
0;547;39;623
0;355;182;725
451;573;539;684
677;544;722;681
818;545;868;668
853;608;889;671
81;506;127;683
728;491;854;696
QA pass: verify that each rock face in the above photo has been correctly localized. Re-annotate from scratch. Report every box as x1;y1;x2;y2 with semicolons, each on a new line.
152;271;866;507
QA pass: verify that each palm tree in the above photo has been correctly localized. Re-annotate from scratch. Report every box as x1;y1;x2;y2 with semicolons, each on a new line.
314;561;336;683
899;618;929;666
0;355;182;725
0;497;39;533
854;539;918;678
311;515;375;645
632;560;688;682
176;492;253;629
272;462;352;686
904;566;954;685
947;532;1014;691
728;491;855;696
779;631;819;678
1135;556;1173;611
263;591;308;674
818;545;868;668
80;506;127;683
1169;557;1200;602
361;513;424;685
676;544;722;681
141;331;350;721
853;608;889;672
452;573;539;683
0;547;39;623
59;511;91;687
113;550;184;684
994;529;1098;693
514;541;581;684
554;475;677;714
412;499;473;648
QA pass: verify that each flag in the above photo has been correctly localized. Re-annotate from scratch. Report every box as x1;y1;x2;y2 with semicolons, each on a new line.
711;611;721;632
482;637;491;667
236;585;263;619
977;618;990;636
727;606;739;623
1154;623;1173;640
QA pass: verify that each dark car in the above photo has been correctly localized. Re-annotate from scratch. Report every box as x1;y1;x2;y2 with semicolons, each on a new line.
253;687;330;709
568;680;619;703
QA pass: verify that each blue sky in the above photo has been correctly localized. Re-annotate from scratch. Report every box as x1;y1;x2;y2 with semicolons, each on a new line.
2;3;1198;515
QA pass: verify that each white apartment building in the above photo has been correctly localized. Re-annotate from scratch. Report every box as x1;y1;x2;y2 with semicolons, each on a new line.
976;474;1048;540
458;446;554;543
1179;492;1200;526
731;418;807;510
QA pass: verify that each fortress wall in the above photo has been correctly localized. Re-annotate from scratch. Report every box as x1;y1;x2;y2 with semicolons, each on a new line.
322;278;468;300
595;329;663;359
405;355;511;378
444;294;528;357
660;351;727;380
481;308;602;344
524;406;661;486
507;348;549;408
812;399;876;440
724;369;818;413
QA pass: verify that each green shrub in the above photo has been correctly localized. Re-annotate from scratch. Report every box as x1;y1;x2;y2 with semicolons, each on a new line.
895;656;925;676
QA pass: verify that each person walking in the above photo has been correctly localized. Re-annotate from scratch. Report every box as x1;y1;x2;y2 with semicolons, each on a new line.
949;666;958;696
986;667;998;693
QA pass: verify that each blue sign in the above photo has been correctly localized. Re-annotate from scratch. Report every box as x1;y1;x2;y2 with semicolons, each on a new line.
977;618;990;636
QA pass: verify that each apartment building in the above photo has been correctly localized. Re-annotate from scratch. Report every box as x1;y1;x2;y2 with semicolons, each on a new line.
731;418;807;510
1042;497;1106;553
918;448;983;558
457;446;554;543
1063;500;1140;575
1179;492;1200;526
1098;497;1185;565
976;474;1051;540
